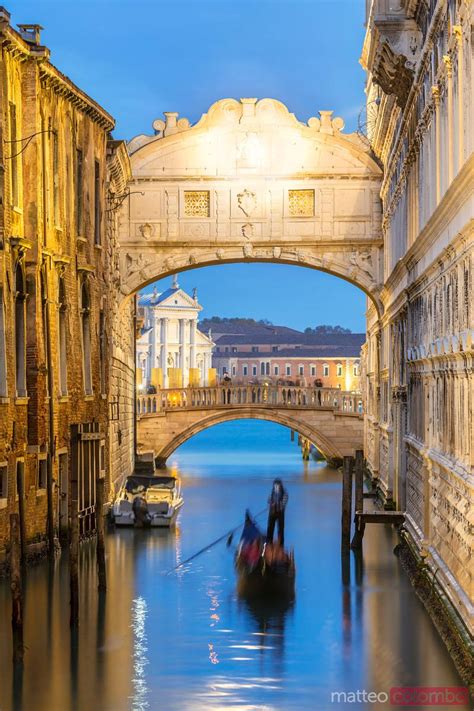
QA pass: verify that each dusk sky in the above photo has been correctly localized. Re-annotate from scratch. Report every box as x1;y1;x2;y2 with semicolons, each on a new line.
12;0;368;332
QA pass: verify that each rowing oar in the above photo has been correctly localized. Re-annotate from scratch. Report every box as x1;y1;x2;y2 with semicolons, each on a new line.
167;508;267;574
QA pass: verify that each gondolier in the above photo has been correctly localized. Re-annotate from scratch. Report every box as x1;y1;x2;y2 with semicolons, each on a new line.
267;479;289;546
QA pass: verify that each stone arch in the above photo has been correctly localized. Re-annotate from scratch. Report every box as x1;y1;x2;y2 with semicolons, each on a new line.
117;97;384;314
153;407;346;464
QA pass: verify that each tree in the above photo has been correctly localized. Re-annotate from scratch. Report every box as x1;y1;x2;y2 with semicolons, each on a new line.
305;325;352;334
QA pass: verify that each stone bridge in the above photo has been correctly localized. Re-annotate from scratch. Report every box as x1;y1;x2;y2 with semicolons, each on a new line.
136;385;364;465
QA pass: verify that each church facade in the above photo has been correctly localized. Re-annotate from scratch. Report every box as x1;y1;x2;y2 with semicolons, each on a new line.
136;278;214;389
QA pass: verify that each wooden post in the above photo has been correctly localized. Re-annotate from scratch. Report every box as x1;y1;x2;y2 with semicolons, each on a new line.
16;468;26;566
341;456;353;552
351;449;365;549
96;475;107;592
10;514;24;665
46;453;55;556
70;473;79;626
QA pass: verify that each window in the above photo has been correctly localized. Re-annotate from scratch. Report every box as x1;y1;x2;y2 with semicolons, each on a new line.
0;464;7;501
231;347;237;353
9;103;19;207
337;363;343;377
353;362;360;376
286;365;291;376
232;366;236;376
0;289;7;397
38;457;47;490
288;189;314;217
323;364;329;377
75;148;83;235
58;277;68;396
184;191;210;217
272;346;279;352
53;130;60;225
260;362;265;376
311;365;316;377
94;160;101;244
80;280;92;395
252;346;259;353
252;365;257;376
14;263;27;397
274;365;279;376
243;365;248;376
41;272;50;397
99;310;106;395
225;347;229;353
15;460;24;500
215;347;220;353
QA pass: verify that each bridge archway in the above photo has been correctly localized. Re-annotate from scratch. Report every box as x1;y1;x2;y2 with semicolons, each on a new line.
137;406;364;466
117;97;384;314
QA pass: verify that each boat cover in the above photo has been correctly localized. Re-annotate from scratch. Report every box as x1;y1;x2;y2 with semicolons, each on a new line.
124;475;176;494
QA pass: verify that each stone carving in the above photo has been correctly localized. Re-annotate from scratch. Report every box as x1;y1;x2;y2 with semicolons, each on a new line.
307;111;345;134
288;189;315;217
138;223;153;241
237;189;257;217
216;249;224;260
125;253;150;282
237;133;261;168
350;250;374;280
241;223;254;240
188;254;197;265
184;191;210;217
243;243;254;258
273;247;282;259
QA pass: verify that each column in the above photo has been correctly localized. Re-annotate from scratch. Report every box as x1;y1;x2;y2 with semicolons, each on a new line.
431;86;441;204
189;318;196;369
160;317;168;388
454;26;464;169
179;318;186;386
443;55;454;184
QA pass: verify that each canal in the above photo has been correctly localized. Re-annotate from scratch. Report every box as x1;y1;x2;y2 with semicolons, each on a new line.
0;421;468;711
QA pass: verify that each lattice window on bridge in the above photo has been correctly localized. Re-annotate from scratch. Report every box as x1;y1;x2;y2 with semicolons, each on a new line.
184;191;210;217
288;189;314;217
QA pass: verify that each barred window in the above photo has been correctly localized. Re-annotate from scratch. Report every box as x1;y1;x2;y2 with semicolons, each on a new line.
184;191;210;217
288;189;314;217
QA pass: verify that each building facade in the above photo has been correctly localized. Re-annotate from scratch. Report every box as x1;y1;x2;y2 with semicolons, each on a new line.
361;0;473;629
213;329;363;390
136;278;214;389
0;11;131;556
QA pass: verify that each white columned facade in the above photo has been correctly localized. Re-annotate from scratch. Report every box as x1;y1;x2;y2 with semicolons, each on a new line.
189;318;196;369
161;317;168;388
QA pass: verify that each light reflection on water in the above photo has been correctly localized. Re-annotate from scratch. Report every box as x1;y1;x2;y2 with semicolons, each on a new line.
0;420;469;711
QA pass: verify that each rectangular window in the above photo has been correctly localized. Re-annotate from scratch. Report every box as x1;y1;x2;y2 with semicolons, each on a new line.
353;363;359;376
272;346;279;352
53;130;60;225
286;365;291;376
38;457;47;490
232;347;237;353
311;365;316;376
299;365;304;375
75;148;83;235
184;190;210;217
9;103;19;207
288;189;314;217
243;365;248;376
323;364;329;377
252;346;259;353
0;289;7;397
94;160;101;244
15;460;24;500
252;365;257;376
274;365;279;376
232;366;236;376
337;364;343;377
0;464;7;500
260;362;265;376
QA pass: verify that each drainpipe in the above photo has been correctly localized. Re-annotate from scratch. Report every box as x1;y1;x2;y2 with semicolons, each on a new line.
42;116;55;552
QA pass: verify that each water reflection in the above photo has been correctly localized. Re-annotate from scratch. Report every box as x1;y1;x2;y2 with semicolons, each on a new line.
0;421;469;711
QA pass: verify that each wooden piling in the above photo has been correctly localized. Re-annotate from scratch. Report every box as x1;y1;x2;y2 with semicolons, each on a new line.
70;491;79;627
351;449;365;549
10;514;24;665
341;456;353;552
46;453;55;556
96;475;107;592
16;470;26;566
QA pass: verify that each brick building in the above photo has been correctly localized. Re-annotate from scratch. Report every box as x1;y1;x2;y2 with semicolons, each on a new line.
0;11;131;559
211;325;364;390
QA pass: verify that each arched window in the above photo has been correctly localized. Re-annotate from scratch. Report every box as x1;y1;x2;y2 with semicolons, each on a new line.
0;288;7;397
336;363;343;377
80;280;92;395
14;263;27;397
58;277;68;396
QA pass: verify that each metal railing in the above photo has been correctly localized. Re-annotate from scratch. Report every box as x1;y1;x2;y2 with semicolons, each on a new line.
137;385;363;416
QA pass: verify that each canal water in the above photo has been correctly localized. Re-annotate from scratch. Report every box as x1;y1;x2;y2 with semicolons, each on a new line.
0;421;468;711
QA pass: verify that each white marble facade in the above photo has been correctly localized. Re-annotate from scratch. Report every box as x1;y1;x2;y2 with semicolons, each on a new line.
136;277;214;388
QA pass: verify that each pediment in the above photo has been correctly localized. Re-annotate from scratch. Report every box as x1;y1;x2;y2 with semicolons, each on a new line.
129;98;382;179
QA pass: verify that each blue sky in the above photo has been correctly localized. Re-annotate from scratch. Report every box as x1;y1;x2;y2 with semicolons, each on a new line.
12;0;368;332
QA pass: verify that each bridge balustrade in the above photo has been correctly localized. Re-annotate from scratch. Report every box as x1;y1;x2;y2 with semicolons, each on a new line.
137;386;363;417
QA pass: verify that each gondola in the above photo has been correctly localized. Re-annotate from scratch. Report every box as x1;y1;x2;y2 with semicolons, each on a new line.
235;513;295;599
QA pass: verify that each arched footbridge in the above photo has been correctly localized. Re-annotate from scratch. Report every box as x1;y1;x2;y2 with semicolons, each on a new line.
136;385;364;465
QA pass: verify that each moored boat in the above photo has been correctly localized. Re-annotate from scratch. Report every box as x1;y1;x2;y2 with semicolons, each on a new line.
235;513;295;599
113;474;183;527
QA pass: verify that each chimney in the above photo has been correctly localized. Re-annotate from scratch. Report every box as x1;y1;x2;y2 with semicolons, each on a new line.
17;23;43;45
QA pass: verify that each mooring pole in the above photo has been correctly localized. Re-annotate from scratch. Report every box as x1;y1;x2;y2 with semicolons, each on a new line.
96;475;107;592
10;513;24;665
341;456;353;552
70;488;79;627
351;449;365;549
16;471;26;566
